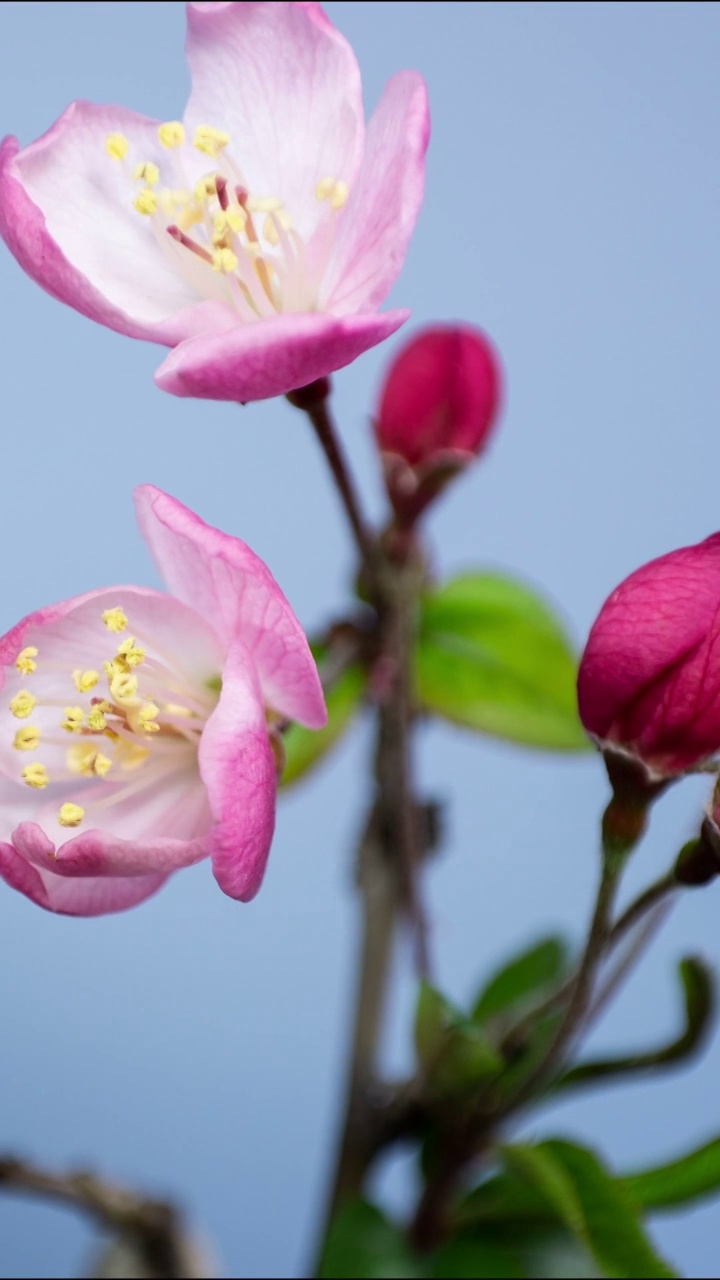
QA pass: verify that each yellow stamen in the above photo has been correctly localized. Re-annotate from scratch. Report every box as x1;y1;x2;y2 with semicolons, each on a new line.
10;691;37;720
134;188;158;216
159;121;186;149
133;161;160;186
103;608;128;634
105;133;129;161
194;125;230;158
263;216;280;247
247;196;283;214
110;672;138;705
23;763;49;790
138;702;160;735
73;669;100;693
87;707;109;733
195;175;218;202
115;740;150;772
68;744;113;778
315;176;336;202
62;707;85;734
212;247;239;274
331;181;349;211
16;647;38;675
58;803;85;829
104;658;127;679
13;726;41;752
117;638;145;669
163;702;194;719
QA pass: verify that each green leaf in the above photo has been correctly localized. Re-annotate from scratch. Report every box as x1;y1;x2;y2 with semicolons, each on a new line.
472;937;569;1027
415;984;502;1096
281;646;365;788
432;1230;527;1278
415;573;589;751
624;1138;720;1214
501;1141;677;1278
318;1202;423;1279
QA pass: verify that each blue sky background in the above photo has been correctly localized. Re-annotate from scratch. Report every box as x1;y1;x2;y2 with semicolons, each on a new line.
1;2;720;1275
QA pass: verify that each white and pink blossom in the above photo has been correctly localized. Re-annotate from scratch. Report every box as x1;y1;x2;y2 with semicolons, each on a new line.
0;486;326;915
0;2;430;402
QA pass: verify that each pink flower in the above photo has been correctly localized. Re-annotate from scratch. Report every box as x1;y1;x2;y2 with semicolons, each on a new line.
374;325;501;523
577;534;720;777
0;486;326;916
0;2;430;404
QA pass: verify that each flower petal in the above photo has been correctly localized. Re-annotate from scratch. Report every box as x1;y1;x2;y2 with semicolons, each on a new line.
322;72;430;315
0;839;167;916
198;641;277;902
135;486;327;730
184;2;364;239
153;309;409;403
0;108;236;344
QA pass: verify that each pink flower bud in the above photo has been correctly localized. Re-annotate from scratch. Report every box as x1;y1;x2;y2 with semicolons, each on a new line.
578;534;720;776
375;325;502;523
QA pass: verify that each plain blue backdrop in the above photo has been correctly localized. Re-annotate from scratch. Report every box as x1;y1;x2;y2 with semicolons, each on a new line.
1;2;720;1275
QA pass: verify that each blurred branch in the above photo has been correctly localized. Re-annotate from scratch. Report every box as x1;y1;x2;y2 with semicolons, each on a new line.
0;1157;196;1280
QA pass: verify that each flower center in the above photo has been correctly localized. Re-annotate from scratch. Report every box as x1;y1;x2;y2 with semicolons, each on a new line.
9;606;219;830
105;123;350;321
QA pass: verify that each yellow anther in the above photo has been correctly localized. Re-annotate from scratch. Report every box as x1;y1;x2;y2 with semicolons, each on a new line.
194;125;230;158
110;672;139;705
195;175;218;202
117;638;145;669
263;216;280;247
103;608;128;634
22;763;49;790
330;180;349;211
10;691;37;720
115;740;150;772
105;133;129;161
104;658;127;680
177;205;206;232
133;161;160;186
315;176;336;202
213;210;247;245
134;188;158;216
138;702;160;735
315;177;349;210
62;707;85;734
68;744;113;779
58;803;85;829
16;647;38;675
158;121;186;149
86;707;109;733
73;669;100;693
13;725;41;752
227;209;246;233
212;247;239;274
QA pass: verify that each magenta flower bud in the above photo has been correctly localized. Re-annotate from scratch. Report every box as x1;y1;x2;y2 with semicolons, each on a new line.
578;534;720;777
375;325;502;523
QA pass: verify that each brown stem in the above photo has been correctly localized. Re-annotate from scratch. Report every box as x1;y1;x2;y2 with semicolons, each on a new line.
0;1157;194;1279
290;386;377;578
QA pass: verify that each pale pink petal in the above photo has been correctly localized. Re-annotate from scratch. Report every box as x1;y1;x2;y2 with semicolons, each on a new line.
184;2;364;240
0;109;236;344
198;641;277;902
135;486;326;729
0;841;167;916
13;766;210;877
153;309;409;403
322;73;430;315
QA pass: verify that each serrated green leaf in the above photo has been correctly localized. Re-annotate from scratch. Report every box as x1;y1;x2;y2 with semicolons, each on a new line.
318;1202;423;1279
501;1141;677;1278
415;574;589;751
281;649;365;788
472;937;569;1027
624;1138;720;1214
